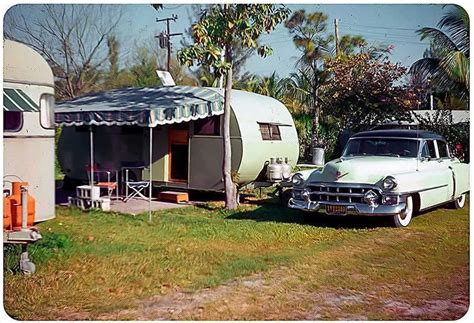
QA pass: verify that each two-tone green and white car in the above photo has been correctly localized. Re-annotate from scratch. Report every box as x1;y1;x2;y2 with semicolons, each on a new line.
288;130;469;227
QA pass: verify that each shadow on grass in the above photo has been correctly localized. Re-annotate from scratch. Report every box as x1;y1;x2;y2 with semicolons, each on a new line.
226;203;393;229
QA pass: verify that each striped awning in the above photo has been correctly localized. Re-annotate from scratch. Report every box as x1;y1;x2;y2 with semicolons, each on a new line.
3;88;39;112
55;86;224;127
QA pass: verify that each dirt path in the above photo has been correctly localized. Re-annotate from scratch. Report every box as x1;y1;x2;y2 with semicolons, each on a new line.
94;266;467;321
88;229;468;321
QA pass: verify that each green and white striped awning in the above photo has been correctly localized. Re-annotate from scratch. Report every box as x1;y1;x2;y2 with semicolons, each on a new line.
3;88;39;112
55;86;224;127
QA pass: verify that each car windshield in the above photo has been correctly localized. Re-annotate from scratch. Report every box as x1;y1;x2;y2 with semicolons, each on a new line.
343;138;420;158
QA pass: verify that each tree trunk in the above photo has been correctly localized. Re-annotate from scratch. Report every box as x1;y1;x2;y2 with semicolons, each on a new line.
223;45;237;209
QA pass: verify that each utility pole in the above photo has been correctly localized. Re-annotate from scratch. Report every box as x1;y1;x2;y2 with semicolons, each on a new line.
155;14;183;72
334;18;340;56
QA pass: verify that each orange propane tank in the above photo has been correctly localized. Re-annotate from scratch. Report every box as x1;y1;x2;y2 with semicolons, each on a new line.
9;182;35;230
3;194;12;231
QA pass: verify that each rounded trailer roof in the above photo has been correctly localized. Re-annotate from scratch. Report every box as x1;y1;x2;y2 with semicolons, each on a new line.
207;88;295;126
207;88;299;182
3;39;54;87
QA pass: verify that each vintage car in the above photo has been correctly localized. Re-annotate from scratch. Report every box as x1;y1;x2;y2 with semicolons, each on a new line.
288;130;469;227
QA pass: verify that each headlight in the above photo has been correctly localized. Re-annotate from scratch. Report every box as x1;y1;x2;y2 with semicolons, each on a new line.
291;173;304;186
383;176;397;190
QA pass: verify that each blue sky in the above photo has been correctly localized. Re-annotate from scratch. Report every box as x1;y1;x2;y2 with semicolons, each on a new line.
5;3;450;78
118;3;448;77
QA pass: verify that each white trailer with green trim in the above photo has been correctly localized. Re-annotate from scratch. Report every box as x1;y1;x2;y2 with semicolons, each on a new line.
55;86;299;192
3;39;56;222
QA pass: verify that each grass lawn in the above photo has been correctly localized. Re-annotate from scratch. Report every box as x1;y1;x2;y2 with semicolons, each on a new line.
3;197;469;320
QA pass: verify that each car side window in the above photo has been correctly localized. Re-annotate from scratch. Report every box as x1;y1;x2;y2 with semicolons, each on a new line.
437;141;449;158
421;140;437;159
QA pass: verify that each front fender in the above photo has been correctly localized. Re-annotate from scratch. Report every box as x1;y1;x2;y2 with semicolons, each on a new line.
388;170;447;194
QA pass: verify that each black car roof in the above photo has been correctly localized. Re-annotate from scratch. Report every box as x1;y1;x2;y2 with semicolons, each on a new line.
351;129;445;140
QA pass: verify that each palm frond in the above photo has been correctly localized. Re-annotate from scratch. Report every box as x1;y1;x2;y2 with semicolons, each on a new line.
439;50;469;88
417;27;459;53
439;5;469;56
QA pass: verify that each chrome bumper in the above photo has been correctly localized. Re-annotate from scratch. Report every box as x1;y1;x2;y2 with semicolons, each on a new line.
288;198;407;216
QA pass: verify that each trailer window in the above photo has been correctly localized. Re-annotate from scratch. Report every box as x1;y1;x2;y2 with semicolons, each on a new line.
40;94;55;129
259;123;281;141
3;111;23;132
194;116;220;136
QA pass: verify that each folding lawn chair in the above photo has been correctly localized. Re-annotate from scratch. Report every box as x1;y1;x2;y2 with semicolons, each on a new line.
121;165;150;202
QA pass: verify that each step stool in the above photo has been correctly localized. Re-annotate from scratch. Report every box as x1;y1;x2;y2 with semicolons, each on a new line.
158;191;189;204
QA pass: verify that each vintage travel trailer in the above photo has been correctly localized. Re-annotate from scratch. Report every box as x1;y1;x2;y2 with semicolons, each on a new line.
3;39;56;222
56;86;299;191
3;39;56;274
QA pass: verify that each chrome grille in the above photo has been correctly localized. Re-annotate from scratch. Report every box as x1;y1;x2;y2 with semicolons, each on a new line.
307;183;381;204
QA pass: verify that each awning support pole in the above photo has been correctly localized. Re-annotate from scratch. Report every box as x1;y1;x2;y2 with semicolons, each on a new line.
89;126;95;201
149;126;153;222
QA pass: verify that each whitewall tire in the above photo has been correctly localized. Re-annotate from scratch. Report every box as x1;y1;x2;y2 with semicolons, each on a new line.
452;194;466;209
392;195;413;228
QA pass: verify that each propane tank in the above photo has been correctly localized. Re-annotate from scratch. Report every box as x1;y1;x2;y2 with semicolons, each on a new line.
267;157;283;182
9;182;35;230
282;157;292;181
3;191;12;231
266;158;274;180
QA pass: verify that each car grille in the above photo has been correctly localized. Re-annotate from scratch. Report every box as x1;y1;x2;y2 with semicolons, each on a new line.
306;183;381;204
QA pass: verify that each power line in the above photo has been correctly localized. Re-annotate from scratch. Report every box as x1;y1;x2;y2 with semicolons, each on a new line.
339;22;421;31
361;37;429;46
340;27;419;39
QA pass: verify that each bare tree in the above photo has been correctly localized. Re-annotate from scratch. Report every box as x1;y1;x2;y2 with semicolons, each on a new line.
4;4;122;99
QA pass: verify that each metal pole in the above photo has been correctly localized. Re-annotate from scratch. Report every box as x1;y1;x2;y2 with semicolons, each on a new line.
149;126;153;222
166;19;171;72
21;185;28;231
90;126;95;201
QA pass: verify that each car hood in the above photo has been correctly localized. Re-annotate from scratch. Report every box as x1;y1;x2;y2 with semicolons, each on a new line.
307;156;417;184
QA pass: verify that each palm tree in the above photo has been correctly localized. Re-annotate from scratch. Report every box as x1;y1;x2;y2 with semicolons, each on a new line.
233;73;259;93
284;10;333;150
410;5;469;100
257;72;286;100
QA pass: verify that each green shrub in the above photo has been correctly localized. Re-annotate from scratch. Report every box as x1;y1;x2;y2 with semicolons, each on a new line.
415;110;469;162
